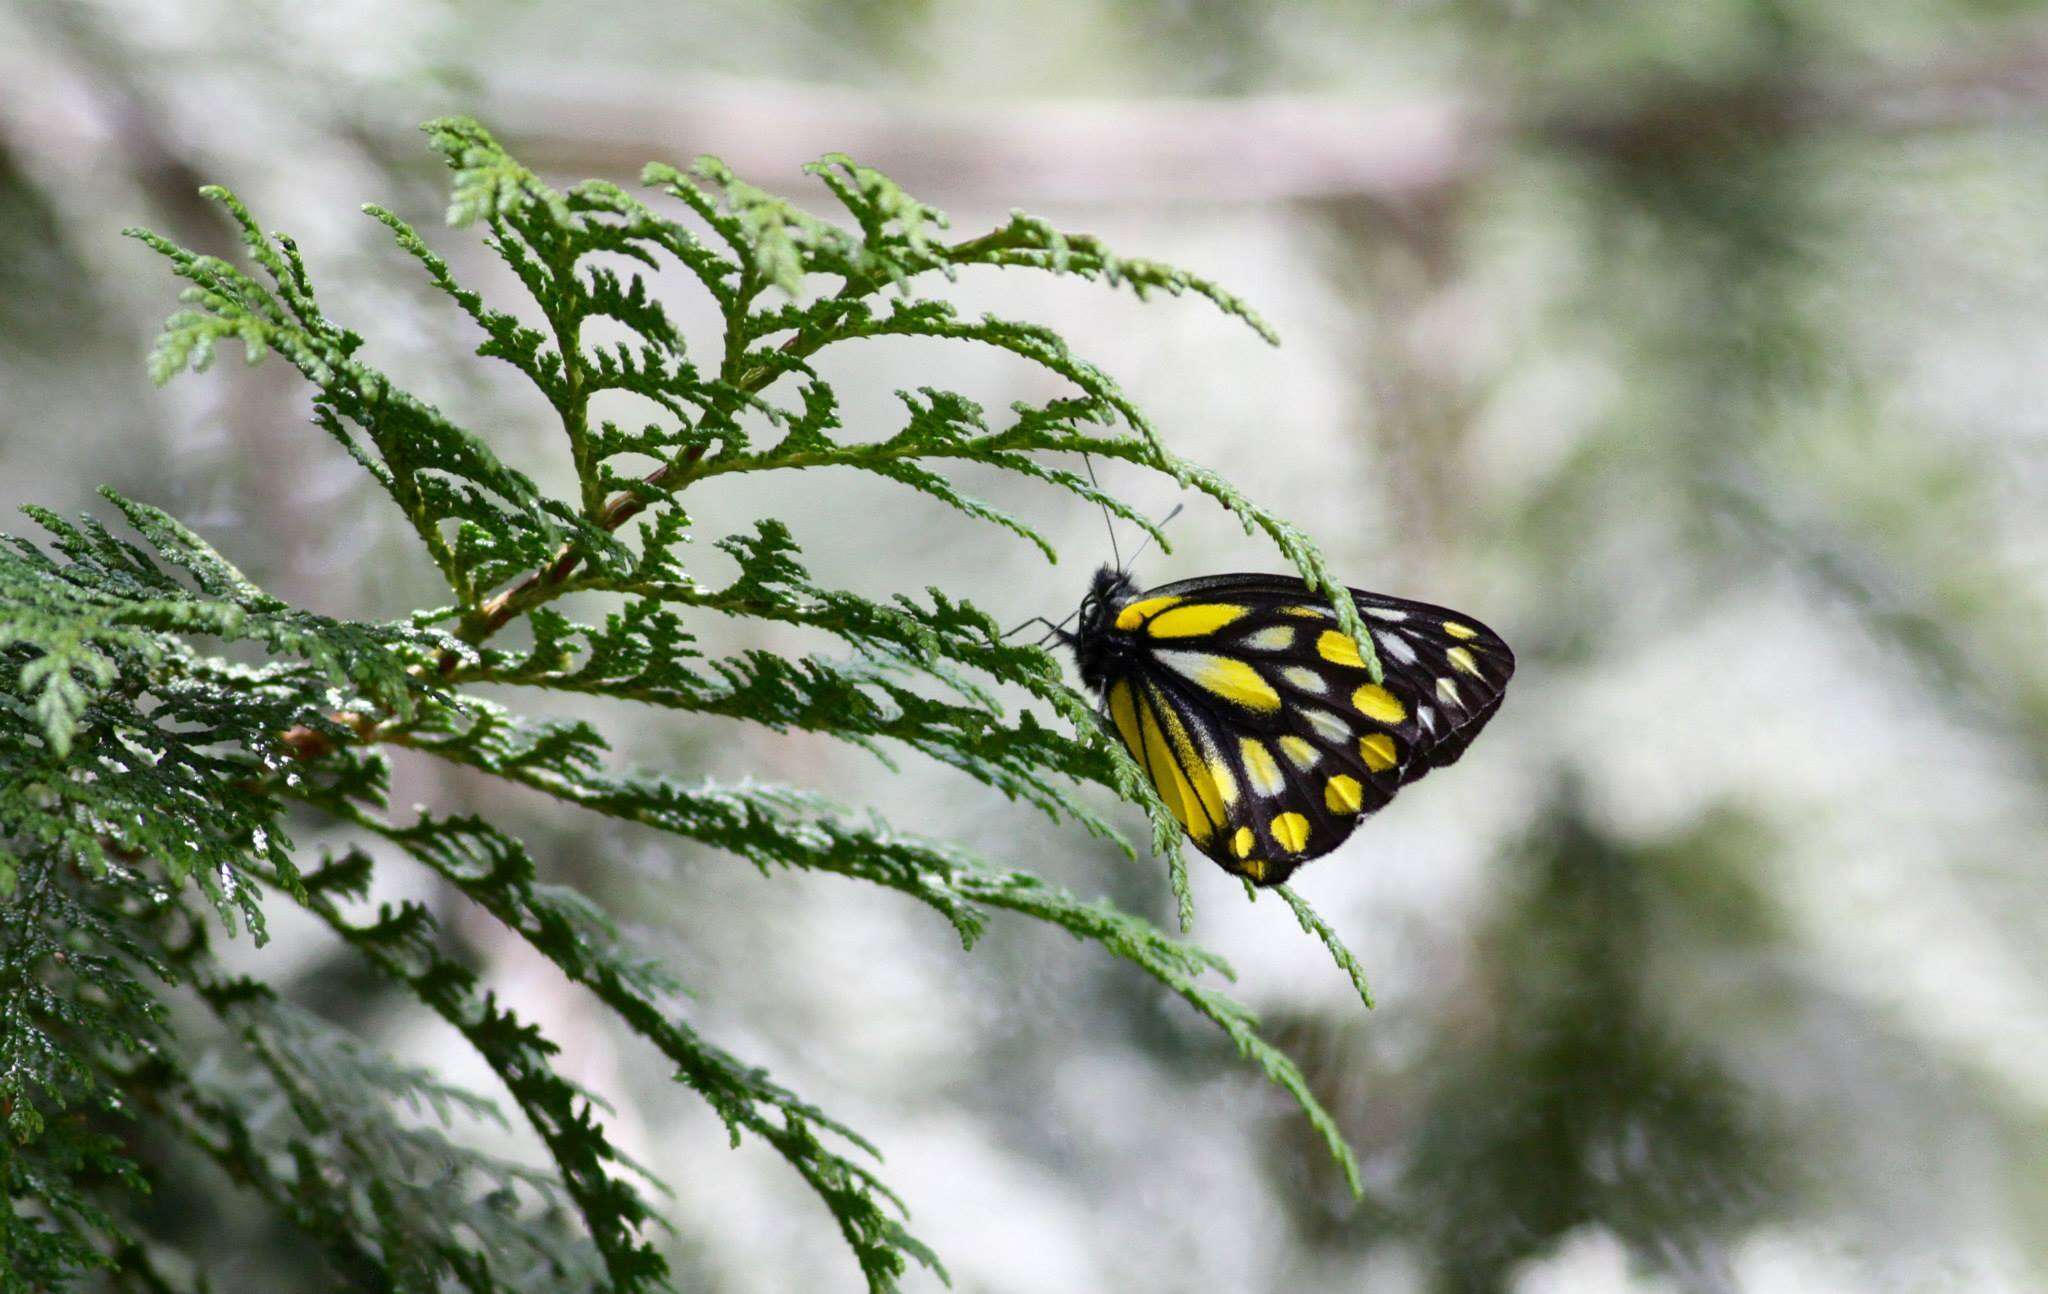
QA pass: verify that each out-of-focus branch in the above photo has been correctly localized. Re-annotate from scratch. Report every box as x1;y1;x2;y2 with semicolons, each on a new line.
12;22;2048;225
469;69;1479;204
454;28;2048;206
1538;28;2048;170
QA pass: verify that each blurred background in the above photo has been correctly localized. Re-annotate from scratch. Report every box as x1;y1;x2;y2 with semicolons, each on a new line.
5;2;2047;1291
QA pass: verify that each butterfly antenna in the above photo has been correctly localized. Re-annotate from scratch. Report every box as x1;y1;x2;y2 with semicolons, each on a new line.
1125;503;1183;569
1003;608;1082;644
1040;607;1083;645
1083;453;1123;572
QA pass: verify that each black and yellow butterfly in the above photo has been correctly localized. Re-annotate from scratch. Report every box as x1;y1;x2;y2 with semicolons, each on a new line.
1057;567;1514;887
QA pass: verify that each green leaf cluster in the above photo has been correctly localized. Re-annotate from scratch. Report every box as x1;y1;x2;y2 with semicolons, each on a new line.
3;117;1370;1291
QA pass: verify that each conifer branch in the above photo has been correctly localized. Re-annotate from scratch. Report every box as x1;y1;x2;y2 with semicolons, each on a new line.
2;116;1382;1292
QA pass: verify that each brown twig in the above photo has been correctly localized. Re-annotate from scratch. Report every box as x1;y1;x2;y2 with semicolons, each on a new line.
443;443;708;664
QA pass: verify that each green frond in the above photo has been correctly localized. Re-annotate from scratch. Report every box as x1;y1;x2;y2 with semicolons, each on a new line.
323;807;943;1290
168;997;611;1292
949;211;1281;346
424;115;574;231
284;848;677;1293
0;858;161;1289
1276;883;1376;1011
6;117;1384;1292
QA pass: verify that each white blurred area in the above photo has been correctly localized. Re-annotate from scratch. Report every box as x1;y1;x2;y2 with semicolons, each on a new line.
5;2;2048;1291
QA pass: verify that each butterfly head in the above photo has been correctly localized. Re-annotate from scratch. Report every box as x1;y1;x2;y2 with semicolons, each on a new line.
1061;564;1141;691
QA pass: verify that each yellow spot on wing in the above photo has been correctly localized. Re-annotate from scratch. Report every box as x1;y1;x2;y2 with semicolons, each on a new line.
1230;826;1256;858
1210;758;1240;806
1352;683;1408;724
1107;682;1142;760
1360;733;1398;772
1166;653;1282;712
1278;736;1320;769
1147;603;1249;638
1240;856;1269;881
1136;691;1211;842
1271;812;1311;852
1315;629;1365;669
1155;691;1230;831
1325;775;1364;814
1113;595;1182;632
1241;738;1286;795
1134;699;1189;832
1281;605;1329;619
1447;645;1481;676
1443;620;1478;640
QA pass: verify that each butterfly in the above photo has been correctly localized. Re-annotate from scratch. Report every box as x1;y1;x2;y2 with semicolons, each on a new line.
1054;567;1514;887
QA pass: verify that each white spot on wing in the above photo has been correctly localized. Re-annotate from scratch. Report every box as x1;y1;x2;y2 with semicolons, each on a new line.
1247;626;1295;650
1302;708;1350;744
1241;739;1288;795
1281;666;1327;695
1366;606;1409;622
1436;677;1462;707
1279;737;1321;770
1379;632;1417;665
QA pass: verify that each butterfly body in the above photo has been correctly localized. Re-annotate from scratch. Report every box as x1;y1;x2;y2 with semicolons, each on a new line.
1067;566;1149;693
1058;566;1514;887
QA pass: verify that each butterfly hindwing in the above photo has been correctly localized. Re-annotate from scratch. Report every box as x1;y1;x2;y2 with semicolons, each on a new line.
1105;676;1235;850
1079;572;1513;886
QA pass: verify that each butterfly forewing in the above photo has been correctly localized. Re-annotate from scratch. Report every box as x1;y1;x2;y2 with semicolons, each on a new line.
1078;572;1514;886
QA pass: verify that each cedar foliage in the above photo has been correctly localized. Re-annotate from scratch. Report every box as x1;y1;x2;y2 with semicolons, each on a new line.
1;117;1372;1292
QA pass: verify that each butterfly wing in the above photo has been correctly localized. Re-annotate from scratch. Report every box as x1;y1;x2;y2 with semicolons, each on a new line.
1095;574;1514;886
